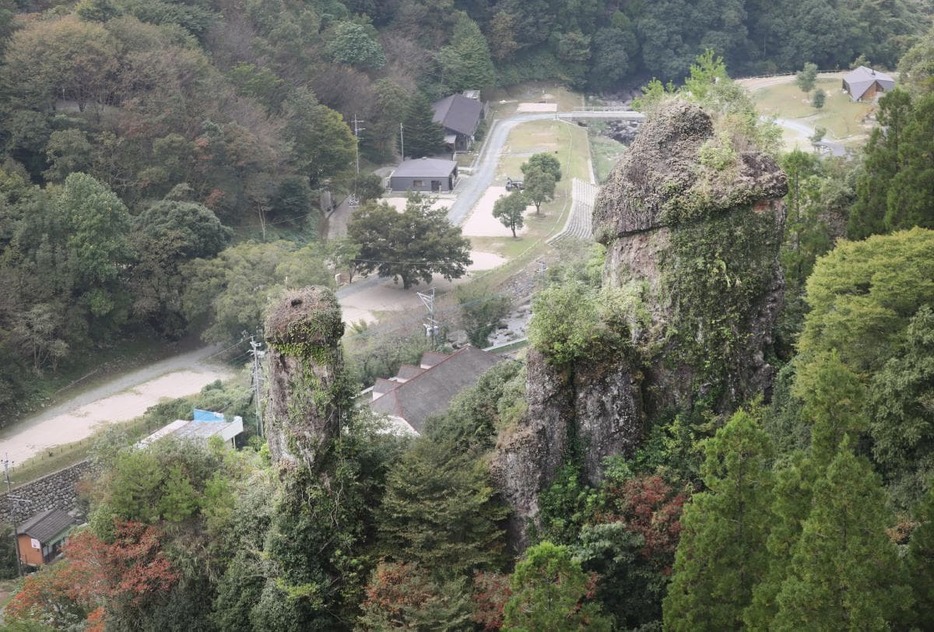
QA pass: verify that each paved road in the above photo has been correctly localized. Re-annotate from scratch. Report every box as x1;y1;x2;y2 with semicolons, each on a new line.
770;117;847;157
446;113;560;225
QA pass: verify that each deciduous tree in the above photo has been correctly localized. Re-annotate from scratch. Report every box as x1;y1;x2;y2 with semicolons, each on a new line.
795;62;818;92
492;190;527;237
521;152;562;183
348;195;471;289
522;167;556;215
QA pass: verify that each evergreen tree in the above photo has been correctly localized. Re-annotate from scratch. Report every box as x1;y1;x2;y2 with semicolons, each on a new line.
870;306;934;503
745;452;817;629
377;438;508;575
773;448;912;630
848;89;913;239
438;12;496;92
503;541;612;632
886;92;934;232
401;92;445;159
792;349;868;466
663;410;775;631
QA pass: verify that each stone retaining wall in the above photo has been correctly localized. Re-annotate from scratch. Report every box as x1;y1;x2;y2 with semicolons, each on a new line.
0;461;96;524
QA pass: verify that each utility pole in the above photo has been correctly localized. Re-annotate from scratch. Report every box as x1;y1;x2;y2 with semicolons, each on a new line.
2;454;22;578
417;287;440;350
399;123;405;160
352;114;365;177
249;336;265;438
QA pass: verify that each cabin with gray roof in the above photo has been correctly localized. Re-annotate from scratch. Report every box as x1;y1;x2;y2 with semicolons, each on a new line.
432;93;485;151
16;509;76;566
843;66;895;101
389;157;459;192
369;346;504;434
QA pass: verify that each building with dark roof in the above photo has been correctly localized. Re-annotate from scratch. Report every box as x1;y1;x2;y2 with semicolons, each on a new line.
389;157;459;192
843;66;895;101
432;93;485;151
16;509;76;566
369;346;504;434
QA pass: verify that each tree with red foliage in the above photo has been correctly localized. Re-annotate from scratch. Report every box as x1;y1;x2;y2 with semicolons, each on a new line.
603;474;687;574
4;560;93;628
7;521;180;629
67;520;179;609
573;471;691;630
471;571;512;631
357;561;472;630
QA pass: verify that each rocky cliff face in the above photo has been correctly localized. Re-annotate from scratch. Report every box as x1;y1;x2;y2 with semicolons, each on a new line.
263;286;347;472
494;99;788;548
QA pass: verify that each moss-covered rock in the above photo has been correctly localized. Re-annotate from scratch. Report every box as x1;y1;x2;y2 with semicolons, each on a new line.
263;286;349;471
592;99;787;240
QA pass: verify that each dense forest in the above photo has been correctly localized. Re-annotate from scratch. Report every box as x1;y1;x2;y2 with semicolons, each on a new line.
0;0;930;417
1;0;934;630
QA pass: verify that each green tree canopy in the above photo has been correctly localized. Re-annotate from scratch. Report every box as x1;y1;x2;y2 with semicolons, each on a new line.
798;228;934;374
795;62;818;92
284;89;355;188
324;20;386;70
438;12;496;92
522;167;556;215
869;306;934;500
492;189;527;237
401;92;445;159
773;448;911;630
377;438;507;575
521;152;562;183
347;195;472;289
663;409;775;631
503;541;612;632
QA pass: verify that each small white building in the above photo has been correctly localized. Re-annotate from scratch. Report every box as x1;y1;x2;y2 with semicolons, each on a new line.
136;414;243;449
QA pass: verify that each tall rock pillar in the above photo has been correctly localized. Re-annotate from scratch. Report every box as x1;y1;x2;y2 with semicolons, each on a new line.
263;286;347;472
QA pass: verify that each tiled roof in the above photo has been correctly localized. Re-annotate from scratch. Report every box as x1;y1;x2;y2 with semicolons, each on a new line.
17;509;75;544
370;346;504;433
432;94;483;137
420;351;449;368
396;364;425;381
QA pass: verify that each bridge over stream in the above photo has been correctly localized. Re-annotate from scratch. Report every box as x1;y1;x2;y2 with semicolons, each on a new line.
557;108;647;121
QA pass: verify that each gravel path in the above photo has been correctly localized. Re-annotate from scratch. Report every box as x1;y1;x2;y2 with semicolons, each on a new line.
0;345;235;464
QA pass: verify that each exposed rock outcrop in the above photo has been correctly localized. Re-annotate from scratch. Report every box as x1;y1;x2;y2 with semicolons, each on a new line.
264;286;347;472
494;99;788;548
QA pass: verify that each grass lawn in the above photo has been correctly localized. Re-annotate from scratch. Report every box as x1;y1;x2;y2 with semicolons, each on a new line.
587;126;627;183
464;116;592;292
752;78;875;143
486;82;584;118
